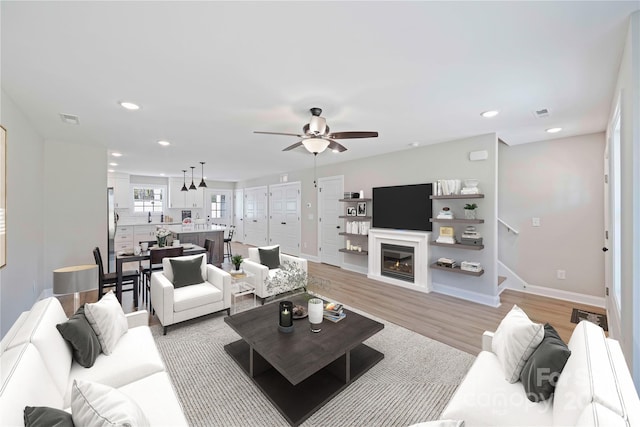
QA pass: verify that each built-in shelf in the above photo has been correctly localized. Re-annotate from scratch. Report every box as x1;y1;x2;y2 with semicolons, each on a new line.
339;215;372;220
339;198;372;202
430;194;485;200
339;248;368;256
338;232;369;237
430;263;484;276
430;241;484;250
429;218;484;224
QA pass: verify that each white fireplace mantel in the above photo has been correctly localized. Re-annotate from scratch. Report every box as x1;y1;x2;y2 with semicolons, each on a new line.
368;228;432;293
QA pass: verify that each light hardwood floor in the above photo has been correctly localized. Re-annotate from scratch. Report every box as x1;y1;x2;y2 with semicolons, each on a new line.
58;242;606;355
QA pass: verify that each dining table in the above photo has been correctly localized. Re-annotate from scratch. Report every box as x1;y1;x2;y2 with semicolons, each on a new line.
115;244;207;303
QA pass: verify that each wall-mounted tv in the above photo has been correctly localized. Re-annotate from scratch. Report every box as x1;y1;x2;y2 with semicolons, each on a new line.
372;183;433;232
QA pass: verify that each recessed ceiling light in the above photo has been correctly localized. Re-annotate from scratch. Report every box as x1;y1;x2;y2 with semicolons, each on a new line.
409;142;420;147
160;173;165;176
108;169;115;173
111;152;122;157
546;127;562;133
59;113;80;125
480;110;499;118
109;162;118;166
157;140;171;146
119;101;140;110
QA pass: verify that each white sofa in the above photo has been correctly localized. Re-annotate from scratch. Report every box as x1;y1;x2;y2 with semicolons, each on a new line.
0;297;187;426
440;320;640;426
150;253;231;334
241;245;308;300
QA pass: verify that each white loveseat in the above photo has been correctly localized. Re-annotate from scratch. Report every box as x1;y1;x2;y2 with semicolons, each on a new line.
241;245;308;300
0;297;187;426
150;253;231;334
439;319;640;426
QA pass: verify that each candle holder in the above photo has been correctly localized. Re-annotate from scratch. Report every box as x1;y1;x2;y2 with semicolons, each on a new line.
278;301;294;333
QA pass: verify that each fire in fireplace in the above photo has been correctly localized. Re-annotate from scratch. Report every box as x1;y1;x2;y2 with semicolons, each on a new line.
381;244;415;283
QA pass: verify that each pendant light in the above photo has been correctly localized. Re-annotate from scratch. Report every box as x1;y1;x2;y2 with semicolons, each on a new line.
181;170;188;192
198;161;207;188
189;166;197;190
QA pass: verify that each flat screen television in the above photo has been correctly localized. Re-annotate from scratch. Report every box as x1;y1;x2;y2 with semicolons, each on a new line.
372;183;433;232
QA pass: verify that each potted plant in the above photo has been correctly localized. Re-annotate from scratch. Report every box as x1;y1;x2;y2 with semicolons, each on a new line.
464;203;478;220
231;255;243;271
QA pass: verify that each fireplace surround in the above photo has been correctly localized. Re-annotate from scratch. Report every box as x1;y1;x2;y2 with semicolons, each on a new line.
368;228;432;293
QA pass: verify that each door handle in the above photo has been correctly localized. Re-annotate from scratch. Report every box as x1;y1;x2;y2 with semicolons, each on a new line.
602;247;609;252
281;222;286;225
336;226;340;229
253;220;257;222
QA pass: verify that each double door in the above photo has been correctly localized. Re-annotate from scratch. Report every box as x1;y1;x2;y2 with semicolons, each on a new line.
268;182;301;256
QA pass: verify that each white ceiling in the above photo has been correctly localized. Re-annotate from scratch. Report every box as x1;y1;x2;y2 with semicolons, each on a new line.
2;1;638;182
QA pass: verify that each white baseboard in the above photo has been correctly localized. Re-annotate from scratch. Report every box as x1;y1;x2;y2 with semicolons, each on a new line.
516;283;605;308
432;281;501;308
497;260;527;293
342;263;368;275
300;252;320;263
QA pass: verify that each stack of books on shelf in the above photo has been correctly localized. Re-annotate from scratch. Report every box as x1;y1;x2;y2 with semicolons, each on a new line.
323;302;346;323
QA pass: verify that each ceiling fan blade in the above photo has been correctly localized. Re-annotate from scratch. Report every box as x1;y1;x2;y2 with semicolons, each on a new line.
282;141;303;151
327;131;378;139
254;131;304;138
327;139;347;152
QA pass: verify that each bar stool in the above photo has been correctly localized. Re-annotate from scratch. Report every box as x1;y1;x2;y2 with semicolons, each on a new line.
223;226;235;261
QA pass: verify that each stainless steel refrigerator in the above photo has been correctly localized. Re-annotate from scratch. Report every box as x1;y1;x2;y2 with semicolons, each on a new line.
107;187;118;272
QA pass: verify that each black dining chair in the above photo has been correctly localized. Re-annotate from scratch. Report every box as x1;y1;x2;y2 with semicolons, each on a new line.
143;246;184;311
137;240;156;304
93;247;139;307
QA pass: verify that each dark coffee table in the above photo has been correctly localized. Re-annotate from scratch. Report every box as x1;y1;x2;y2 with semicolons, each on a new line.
224;294;384;426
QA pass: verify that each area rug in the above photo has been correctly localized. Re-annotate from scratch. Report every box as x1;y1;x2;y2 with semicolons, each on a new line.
571;308;608;331
151;309;475;427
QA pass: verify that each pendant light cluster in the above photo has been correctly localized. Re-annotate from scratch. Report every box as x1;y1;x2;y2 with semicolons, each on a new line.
181;162;207;192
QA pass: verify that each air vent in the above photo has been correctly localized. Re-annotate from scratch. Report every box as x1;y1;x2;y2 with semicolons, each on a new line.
533;108;550;119
59;113;80;125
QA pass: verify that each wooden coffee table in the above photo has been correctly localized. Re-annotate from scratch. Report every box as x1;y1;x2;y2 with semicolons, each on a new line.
224;294;384;426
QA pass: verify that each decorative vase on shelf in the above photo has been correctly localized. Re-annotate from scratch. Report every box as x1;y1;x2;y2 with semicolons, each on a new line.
464;209;477;220
157;236;167;247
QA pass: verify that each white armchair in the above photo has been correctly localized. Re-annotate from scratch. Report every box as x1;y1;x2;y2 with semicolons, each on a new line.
150;253;231;334
241;245;308;300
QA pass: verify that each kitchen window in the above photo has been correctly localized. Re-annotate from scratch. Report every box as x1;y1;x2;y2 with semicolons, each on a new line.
210;193;227;219
133;186;165;213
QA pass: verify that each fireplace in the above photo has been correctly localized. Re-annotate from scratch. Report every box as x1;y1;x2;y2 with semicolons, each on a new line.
381;244;414;282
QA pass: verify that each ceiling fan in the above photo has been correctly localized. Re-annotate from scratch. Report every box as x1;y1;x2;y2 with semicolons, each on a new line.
253;107;379;154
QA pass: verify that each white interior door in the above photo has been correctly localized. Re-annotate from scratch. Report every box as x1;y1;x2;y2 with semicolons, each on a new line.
269;182;301;256
234;189;244;243
204;189;232;226
318;176;343;266
244;186;268;247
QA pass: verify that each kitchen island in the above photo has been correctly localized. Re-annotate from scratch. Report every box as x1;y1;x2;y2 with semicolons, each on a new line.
168;225;225;267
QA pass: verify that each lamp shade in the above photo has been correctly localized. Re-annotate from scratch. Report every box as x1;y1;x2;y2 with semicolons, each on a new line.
302;138;330;154
53;264;98;295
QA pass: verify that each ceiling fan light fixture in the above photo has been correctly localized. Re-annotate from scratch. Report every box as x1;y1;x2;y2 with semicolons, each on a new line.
308;116;327;135
302;139;330;154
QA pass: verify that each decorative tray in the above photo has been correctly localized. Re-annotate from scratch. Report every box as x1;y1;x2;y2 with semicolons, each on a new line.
292;305;308;319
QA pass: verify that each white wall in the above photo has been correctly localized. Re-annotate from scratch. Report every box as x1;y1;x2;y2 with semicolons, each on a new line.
43;141;106;290
498;133;605;299
0;90;45;337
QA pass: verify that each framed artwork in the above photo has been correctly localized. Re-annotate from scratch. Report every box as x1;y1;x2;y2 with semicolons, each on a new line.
356;201;367;217
0;126;5;268
346;206;356;216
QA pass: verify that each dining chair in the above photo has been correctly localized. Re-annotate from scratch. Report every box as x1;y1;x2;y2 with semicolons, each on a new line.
143;246;184;312
137;240;156;304
223;226;235;261
204;238;218;267
93;247;139;307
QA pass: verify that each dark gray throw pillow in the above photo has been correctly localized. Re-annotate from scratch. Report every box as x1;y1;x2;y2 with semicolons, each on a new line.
24;406;75;427
170;255;205;288
520;323;571;402
56;305;101;368
259;246;280;269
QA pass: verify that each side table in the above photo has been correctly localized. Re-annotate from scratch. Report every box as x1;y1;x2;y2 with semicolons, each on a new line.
229;271;256;314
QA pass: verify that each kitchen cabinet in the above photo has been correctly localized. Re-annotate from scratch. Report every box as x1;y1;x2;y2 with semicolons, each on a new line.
168;178;204;209
108;174;131;209
134;225;157;246
114;226;134;251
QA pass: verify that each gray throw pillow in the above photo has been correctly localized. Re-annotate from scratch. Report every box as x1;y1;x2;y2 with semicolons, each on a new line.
259;246;280;269
170;255;205;288
520;323;571;402
56;305;101;368
24;406;75;427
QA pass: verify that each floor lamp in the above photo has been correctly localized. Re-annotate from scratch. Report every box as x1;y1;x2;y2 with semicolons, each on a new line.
53;264;98;312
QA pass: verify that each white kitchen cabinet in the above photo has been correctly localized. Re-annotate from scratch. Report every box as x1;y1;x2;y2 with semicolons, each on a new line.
168;177;203;209
133;225;157;245
108;174;131;209
115;225;134;250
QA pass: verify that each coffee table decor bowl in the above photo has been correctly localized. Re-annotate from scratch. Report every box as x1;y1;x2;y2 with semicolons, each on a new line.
292;304;307;319
224;293;384;426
